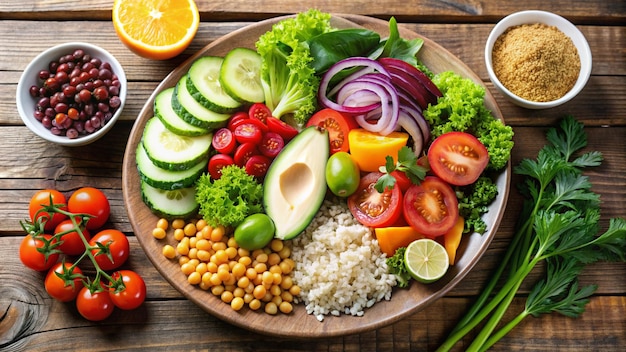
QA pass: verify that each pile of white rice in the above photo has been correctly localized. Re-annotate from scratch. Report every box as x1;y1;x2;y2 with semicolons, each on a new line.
290;199;397;322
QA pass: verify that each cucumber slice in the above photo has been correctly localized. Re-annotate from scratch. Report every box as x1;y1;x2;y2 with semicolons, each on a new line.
173;75;231;131
154;88;209;137
186;56;242;113
220;47;264;104
136;141;207;190
140;180;199;220
142;117;212;171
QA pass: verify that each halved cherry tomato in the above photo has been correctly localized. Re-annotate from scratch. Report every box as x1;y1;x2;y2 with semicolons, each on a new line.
227;111;249;130
233;142;258;167
306;108;358;154
89;229;129;271
55;219;91;256
245;154;271;178
212;128;237;155
68;187;110;230
403;176;459;238
347;172;403;228
45;261;83;302
248;103;272;124
427;132;489;186
208;154;234;180
76;286;114;321
19;233;59;271
267;116;298;141
109;270;146;310
29;189;68;231
258;132;284;158
233;119;266;144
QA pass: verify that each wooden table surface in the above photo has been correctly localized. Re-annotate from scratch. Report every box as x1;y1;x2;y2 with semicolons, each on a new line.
1;1;624;351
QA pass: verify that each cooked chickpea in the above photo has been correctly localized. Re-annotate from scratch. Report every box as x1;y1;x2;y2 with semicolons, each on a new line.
264;302;278;315
172;219;185;230
249;299;262;311
187;271;201;285
270;239;283;252
173;228;185;241
211;285;224;296
181;262;196;276
184;223;197;236
231;297;244;311
152;227;167;240
221;290;234;304
279;301;293;314
211;225;225;242
156;218;169;230
162;245;176;259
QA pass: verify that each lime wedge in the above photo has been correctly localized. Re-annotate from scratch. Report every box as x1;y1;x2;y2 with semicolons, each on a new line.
404;238;450;284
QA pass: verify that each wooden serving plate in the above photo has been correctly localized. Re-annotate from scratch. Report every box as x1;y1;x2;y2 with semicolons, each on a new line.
122;14;510;338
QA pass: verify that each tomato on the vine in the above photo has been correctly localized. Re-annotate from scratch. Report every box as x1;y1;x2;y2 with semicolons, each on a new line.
266;116;298;141
55;219;90;256
109;270;146;310
68;187;110;230
29;189;68;231
306;108;358;154
427;131;489;186
403;176;459;238
19;234;59;271
76;286;114;321
89;229;129;271
45;261;84;302
248;102;272;124
347;172;403;228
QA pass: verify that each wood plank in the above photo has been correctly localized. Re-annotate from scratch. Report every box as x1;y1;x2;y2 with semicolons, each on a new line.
0;0;624;24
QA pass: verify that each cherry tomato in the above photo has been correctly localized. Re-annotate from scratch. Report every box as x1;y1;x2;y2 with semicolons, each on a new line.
89;229;129;271
45;261;83;302
227;111;249;130
391;170;412;193
233;119;265;144
245;154;271;178
233;142;258;167
109;270;146;310
403;176;459;238
267;116;298;141
55;219;90;256
248;102;272;124
68;187;110;230
427;132;489;186
29;189;68;231
347;172;403;228
258;132;284;158
306;108;359;154
208;153;234;180
19;234;59;271
76;286;114;321
212;128;237;155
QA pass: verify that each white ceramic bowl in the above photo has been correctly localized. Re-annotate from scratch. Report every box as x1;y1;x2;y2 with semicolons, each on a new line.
485;10;592;109
16;42;127;146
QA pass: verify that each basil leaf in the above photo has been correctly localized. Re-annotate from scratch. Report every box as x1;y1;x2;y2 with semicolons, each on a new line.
307;29;381;73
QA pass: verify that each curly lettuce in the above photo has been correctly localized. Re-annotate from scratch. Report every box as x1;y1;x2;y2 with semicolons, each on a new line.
423;71;514;171
456;176;500;234
195;165;264;228
255;9;334;126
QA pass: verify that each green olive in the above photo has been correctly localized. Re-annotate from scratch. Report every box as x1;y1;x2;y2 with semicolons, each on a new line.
325;151;360;197
234;213;275;250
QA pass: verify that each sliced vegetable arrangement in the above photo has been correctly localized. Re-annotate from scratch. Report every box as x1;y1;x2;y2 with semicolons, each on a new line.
133;9;515;316
20;187;146;321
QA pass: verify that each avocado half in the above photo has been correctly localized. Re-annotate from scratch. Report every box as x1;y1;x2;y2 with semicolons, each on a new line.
263;126;329;240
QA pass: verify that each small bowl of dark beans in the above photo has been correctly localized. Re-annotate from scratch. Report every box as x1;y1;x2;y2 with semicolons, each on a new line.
16;42;127;146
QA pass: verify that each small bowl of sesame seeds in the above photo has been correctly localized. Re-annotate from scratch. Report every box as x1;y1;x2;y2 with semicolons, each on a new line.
485;10;592;109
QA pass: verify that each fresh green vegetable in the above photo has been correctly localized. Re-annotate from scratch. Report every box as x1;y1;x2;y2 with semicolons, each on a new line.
456;176;499;234
375;146;427;193
255;9;333;125
195;165;264;228
437;116;626;352
307;28;381;73
386;246;410;288
423;71;514;171
379;17;424;67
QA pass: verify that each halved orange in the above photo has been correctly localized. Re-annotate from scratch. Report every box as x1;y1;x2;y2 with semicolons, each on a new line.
112;0;200;60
